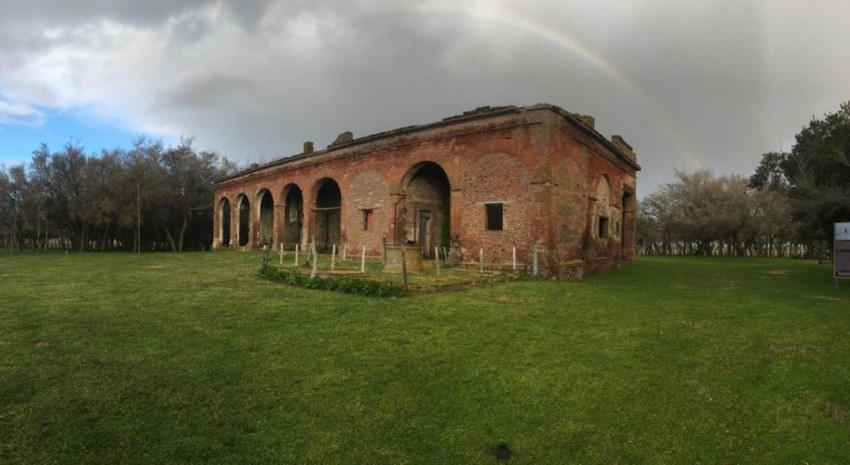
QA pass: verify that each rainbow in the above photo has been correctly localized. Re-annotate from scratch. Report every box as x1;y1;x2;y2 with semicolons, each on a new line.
412;1;700;169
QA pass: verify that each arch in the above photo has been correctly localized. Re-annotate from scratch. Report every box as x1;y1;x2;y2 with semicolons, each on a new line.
257;189;274;247
314;178;342;251
237;195;250;247
219;197;231;247
282;184;304;247
397;162;451;257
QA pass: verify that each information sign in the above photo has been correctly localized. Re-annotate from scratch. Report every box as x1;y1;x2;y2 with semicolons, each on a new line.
836;222;850;279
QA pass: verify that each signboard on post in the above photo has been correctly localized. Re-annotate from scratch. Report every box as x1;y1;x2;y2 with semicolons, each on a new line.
836;222;850;279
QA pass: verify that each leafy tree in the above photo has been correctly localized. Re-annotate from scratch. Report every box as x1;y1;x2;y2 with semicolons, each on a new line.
153;139;227;252
638;169;796;257
2;137;235;253
749;151;789;192
752;102;850;250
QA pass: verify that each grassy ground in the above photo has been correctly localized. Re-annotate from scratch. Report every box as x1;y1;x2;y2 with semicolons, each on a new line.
1;251;849;464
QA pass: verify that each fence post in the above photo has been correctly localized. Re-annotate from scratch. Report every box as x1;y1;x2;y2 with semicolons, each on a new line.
401;245;409;293
512;246;517;271
479;248;484;274
435;246;441;276
310;240;318;278
361;246;366;273
331;244;337;270
294;244;299;267
279;243;284;265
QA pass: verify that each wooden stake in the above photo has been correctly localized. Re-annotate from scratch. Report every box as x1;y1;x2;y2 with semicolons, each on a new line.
479;248;484;273
401;245;409;292
435;246;441;276
342;243;347;261
382;237;388;263
294;244;300;267
512;246;517;270
361;246;366;273
310;240;318;278
331;244;337;270
279;243;284;265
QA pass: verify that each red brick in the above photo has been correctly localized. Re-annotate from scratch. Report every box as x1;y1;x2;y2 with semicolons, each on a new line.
213;104;639;278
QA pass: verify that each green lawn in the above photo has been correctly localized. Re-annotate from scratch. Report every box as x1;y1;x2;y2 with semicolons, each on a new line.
1;252;849;464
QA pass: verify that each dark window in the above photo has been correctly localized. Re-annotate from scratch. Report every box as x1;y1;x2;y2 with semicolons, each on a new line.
598;216;609;239
486;203;504;231
363;209;374;231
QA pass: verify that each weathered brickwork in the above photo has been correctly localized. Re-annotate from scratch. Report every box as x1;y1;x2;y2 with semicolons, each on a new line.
213;104;640;278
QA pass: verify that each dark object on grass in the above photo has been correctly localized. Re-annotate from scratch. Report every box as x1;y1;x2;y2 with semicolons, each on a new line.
493;441;511;460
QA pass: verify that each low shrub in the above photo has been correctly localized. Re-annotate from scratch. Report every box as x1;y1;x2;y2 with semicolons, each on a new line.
258;265;405;298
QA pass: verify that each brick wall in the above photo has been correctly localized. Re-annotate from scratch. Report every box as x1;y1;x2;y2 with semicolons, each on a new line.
213;105;639;278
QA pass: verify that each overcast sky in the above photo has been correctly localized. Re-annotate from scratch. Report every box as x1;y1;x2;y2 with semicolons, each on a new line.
1;0;848;195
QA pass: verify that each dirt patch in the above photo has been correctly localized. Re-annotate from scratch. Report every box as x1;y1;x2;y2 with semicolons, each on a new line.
765;269;793;276
0;340;12;348
820;402;848;423
768;342;813;359
809;295;845;303
34;341;50;348
323;270;363;276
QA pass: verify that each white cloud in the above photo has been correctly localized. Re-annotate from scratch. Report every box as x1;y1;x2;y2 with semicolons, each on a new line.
0;0;848;192
0;97;44;125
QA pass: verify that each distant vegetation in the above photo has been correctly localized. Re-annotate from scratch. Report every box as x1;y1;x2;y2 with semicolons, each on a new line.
639;101;850;258
2;101;847;257
0;137;237;252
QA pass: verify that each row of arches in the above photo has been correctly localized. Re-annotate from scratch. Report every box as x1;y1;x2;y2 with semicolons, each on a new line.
218;163;451;255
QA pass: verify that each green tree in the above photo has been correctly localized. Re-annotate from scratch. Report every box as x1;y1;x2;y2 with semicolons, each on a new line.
753;102;850;249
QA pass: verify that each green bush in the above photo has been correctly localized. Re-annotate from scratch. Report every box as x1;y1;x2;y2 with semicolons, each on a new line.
258;265;404;298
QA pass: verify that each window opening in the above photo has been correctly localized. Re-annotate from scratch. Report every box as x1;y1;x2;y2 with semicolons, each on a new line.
598;216;609;239
363;209;374;231
486;203;504;231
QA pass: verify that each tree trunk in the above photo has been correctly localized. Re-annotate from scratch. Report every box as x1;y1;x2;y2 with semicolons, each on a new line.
164;225;178;252
177;215;189;253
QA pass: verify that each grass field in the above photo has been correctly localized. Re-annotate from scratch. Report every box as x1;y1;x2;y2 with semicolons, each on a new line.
1;252;849;464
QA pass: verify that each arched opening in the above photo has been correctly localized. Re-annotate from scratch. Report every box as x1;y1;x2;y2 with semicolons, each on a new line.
238;195;250;247
398;162;451;258
283;184;303;247
257;189;274;247
315;178;342;252
219;198;231;247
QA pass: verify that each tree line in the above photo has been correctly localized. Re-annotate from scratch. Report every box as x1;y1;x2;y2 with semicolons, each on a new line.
638;101;850;258
0;138;236;253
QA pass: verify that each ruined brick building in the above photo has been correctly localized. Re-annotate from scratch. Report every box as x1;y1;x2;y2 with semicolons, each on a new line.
213;104;639;278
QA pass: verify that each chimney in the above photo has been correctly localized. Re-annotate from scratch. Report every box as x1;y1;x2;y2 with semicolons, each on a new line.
303;141;314;154
580;115;595;129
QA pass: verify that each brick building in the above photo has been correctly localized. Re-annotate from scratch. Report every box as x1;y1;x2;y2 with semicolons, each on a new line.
213;104;639;278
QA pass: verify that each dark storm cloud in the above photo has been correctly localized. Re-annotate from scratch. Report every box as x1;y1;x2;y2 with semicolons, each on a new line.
1;0;848;194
